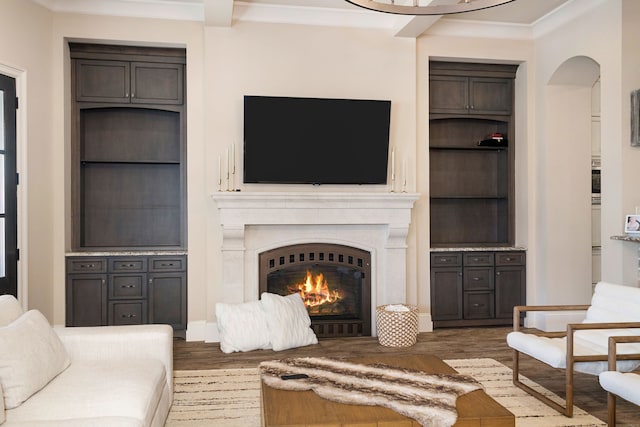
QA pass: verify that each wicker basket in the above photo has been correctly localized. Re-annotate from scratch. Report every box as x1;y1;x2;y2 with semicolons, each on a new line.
375;304;418;347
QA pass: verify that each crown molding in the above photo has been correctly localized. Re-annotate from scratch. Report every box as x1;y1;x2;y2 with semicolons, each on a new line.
30;0;604;40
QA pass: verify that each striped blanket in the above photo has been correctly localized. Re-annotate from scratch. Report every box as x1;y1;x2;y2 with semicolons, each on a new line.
259;357;483;427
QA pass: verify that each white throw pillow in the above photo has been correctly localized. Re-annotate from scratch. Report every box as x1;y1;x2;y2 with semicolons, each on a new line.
0;295;23;327
216;300;272;353
0;310;70;409
261;292;318;351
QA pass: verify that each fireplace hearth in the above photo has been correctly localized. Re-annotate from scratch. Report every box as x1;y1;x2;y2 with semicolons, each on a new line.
259;243;371;338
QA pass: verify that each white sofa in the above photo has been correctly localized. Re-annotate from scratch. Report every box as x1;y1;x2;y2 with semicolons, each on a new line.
0;295;173;427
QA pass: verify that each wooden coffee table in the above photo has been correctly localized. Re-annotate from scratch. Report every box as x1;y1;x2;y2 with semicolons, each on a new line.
260;354;514;427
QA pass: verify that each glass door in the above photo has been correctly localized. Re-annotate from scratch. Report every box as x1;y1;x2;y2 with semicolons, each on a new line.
0;74;18;296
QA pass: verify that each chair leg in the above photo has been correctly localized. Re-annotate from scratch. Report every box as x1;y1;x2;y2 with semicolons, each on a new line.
512;349;573;417
607;392;616;427
565;361;574;417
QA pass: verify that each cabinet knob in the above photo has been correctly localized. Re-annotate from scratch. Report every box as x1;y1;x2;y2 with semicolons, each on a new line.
496;272;501;276
470;105;475;110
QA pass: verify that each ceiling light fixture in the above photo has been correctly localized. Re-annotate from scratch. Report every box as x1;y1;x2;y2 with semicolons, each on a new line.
344;0;515;16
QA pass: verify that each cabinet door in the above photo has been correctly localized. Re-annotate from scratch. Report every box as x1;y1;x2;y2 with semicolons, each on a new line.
131;62;183;105
75;60;130;103
430;268;463;320
469;77;512;115
429;76;469;114
495;266;526;318
148;272;186;331
66;274;107;326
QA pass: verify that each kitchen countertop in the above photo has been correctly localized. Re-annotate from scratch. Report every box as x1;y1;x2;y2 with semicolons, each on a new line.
611;235;640;243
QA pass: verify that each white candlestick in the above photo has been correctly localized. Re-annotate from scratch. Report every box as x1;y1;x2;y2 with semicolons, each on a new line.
402;159;407;192
232;143;236;174
218;155;222;190
391;148;395;181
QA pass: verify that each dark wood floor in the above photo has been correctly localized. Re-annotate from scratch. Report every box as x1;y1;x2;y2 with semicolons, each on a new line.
174;326;640;426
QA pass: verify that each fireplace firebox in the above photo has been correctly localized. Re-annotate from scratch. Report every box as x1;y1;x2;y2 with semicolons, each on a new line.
259;243;371;338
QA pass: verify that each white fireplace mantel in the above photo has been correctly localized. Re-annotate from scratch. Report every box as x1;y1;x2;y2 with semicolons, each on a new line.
208;191;419;342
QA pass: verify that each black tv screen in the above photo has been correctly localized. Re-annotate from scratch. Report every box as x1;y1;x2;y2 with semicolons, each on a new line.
243;95;391;185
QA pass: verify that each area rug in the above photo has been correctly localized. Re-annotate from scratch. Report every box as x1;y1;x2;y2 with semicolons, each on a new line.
165;358;606;427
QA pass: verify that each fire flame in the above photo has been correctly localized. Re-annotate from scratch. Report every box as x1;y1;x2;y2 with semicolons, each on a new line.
290;270;342;308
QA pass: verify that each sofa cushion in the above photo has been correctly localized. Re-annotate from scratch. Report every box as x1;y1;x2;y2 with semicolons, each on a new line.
216;299;272;353
0;295;23;327
5;359;166;426
261;292;318;351
0;310;70;409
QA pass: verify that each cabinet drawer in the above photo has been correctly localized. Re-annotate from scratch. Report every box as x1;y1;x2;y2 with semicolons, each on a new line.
108;301;147;325
496;252;525;266
464;291;495;319
463;253;493;266
109;258;147;272
431;253;462;267
463;267;494;290
109;274;147;299
149;256;186;272
66;257;107;273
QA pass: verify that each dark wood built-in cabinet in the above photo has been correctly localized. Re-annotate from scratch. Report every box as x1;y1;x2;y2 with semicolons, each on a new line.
66;255;187;337
430;251;525;327
67;43;187;336
429;61;525;327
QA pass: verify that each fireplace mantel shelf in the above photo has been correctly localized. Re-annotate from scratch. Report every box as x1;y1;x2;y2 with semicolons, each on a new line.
212;191;420;227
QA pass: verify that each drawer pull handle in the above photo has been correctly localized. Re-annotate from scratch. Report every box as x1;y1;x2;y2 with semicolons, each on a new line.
121;314;136;318
439;258;447;262
472;277;480;281
120;284;135;288
80;264;95;268
504;257;512;261
473;303;484;308
160;263;175;267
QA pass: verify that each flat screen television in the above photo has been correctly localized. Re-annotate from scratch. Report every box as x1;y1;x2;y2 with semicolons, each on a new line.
243;95;391;185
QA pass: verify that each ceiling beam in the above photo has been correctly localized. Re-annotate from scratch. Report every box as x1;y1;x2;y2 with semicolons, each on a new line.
204;0;233;27
392;0;458;38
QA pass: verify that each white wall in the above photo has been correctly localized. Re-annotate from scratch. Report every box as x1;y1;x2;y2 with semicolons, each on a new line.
4;0;640;336
0;0;53;316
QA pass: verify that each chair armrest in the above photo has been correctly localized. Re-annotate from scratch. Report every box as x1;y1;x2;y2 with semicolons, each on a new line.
512;304;590;332
565;322;640;363
55;324;174;393
607;335;640;370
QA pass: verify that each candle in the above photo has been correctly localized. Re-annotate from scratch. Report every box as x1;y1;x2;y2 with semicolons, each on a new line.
226;148;230;179
403;159;407;186
218;155;222;185
232;143;236;174
391;148;395;181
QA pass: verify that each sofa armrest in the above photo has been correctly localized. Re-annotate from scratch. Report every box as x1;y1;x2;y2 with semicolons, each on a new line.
55;324;173;393
607;335;640;370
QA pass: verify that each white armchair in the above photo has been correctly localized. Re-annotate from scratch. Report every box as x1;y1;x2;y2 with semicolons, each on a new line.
598;335;640;427
506;282;640;417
